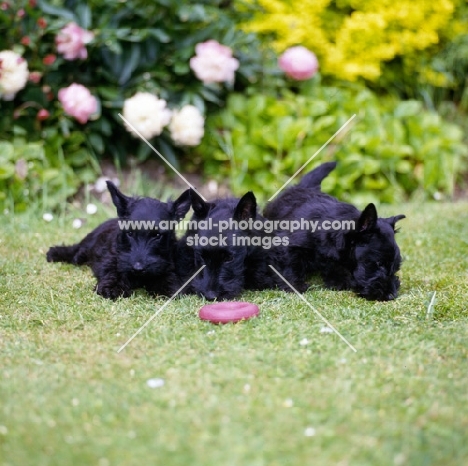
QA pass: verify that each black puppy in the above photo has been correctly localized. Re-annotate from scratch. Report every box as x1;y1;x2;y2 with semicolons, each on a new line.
263;162;405;301
47;182;191;299
176;190;296;300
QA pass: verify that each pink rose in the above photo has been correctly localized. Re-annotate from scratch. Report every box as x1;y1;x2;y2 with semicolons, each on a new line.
56;22;94;60
278;46;319;80
58;83;97;124
190;40;239;84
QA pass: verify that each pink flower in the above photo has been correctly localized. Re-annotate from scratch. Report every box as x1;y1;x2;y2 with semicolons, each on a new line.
29;71;42;83
55;22;94;60
58;83;97;124
278;46;319;80
36;109;49;121
42;54;56;65
190;40;239;84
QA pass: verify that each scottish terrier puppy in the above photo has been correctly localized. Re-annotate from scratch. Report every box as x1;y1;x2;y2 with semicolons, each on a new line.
47;182;191;299
176;190;297;300
263;162;406;301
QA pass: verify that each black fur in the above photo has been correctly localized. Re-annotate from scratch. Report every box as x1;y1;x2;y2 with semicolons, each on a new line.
264;162;406;301
176;190;299;300
47;182;191;299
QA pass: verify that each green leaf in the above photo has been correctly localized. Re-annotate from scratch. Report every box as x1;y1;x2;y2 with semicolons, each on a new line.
148;28;171;43
362;159;381;175
177;4;207;22
227;94;247;117
157;139;179;170
396;160;412;173
394;100;423;118
88;134;104;155
136;142;153;161
173;62;190;75
76;3;92;29
14;144;44;161
0;163;15;180
305;100;329;116
312;115;336;133
41;169;60;182
68;149;90;166
97;87;121;101
0;142;14;161
118;44;141;85
38;0;76;21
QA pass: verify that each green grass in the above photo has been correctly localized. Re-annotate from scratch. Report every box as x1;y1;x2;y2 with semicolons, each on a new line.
1;202;467;466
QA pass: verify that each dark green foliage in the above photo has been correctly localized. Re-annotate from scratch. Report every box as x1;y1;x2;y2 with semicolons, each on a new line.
0;0;264;210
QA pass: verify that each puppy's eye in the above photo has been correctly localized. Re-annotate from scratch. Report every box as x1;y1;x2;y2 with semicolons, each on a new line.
154;232;161;239
126;230;134;237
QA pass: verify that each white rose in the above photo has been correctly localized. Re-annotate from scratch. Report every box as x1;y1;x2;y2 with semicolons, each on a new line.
189;40;239;85
169;105;205;146
0;50;29;100
122;92;172;139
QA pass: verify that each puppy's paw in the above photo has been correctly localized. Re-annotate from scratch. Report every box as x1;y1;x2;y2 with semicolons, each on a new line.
96;283;131;300
72;251;88;265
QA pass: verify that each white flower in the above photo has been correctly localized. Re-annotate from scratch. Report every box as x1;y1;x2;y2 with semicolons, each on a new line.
169;105;205;146
146;378;165;388
94;176;108;193
0;50;29;100
320;326;334;334
207;180;218;193
190;40;239;84
122;92;171;139
43;213;53;222
72;219;83;229
304;427;316;437
86;203;97;215
299;338;309;346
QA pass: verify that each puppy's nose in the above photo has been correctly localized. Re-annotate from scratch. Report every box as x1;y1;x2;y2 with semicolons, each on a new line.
133;262;144;272
386;292;396;300
203;290;217;301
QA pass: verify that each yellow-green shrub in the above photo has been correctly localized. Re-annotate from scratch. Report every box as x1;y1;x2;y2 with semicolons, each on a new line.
241;0;462;81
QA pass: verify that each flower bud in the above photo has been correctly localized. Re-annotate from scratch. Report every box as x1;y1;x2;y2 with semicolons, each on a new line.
37;108;49;121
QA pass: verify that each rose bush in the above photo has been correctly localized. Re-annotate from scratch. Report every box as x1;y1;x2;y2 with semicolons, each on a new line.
0;0;267;211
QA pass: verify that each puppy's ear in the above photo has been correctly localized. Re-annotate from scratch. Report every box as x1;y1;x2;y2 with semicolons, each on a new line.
190;189;210;218
385;214;406;229
357;203;377;232
171;189;192;219
107;181;132;217
234;192;257;222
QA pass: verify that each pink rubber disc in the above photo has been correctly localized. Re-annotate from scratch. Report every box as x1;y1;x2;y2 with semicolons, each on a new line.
199;301;259;324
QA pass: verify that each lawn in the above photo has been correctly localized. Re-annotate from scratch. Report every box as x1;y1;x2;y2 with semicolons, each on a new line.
0;201;467;466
